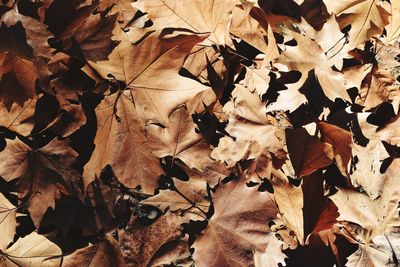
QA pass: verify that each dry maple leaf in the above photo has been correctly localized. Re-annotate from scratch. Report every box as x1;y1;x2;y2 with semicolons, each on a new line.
134;0;239;77
285;126;334;178
253;232;288;267
0;192;16;251
0;137;77;227
192;178;280;267
230;5;279;61
314;14;348;70
90;30;211;124
1;0;400;265
0;52;37;110
62;234;126;267
317;122;353;176
1;9;54;59
82;91;163;193
142;177;210;221
275;30;352;103
119;211;186;267
59;11;118;62
211;70;285;170
349;140;389;199
0;232;62;267
147;105;214;172
146;237;192;267
330;179;399;238
323;0;389;50
271;169;304;245
0;97;36;137
134;0;237;45
384;0;400;44
346;229;400;267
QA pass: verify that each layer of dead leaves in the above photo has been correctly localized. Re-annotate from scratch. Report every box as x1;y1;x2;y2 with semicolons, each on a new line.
0;0;399;266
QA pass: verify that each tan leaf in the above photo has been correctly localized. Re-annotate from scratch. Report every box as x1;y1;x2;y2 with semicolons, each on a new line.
271;169;304;244
211;119;283;169
192;178;279;266
0;97;36;136
346;229;400;267
230;6;274;56
148;238;192;267
275;31;351;102
90;30;211;125
0;192;16;250
62;234;126;267
330;159;400;241
253;233;287;267
142;177;210;221
147;105;214;171
66;13;117;61
82;91;163;193
324;0;389;50
0;232;62;267
349;140;389;200
315;15;348;69
134;0;237;45
384;0;400;44
1;9;54;58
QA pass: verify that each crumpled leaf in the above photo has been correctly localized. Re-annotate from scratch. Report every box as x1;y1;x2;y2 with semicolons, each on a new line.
119;211;186;267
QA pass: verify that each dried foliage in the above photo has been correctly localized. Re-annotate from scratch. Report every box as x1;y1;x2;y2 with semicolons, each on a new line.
0;0;399;266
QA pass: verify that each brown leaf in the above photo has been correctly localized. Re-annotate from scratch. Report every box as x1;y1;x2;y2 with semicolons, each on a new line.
330;185;399;237
0;138;77;227
2;9;54;58
142;177;210;221
82;91;163;193
0;232;62;266
317;122;352;176
275;31;352;102
134;0;236;45
0;52;37;110
285;126;334;178
0;97;36;136
192;178;280;267
271;169;304;244
324;0;389;50
119;212;186;267
90;30;211;124
62;234;126;267
0;192;16;250
147;105;214;172
65;12;118;61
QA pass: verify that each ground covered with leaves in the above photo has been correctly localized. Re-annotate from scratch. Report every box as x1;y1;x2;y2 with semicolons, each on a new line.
0;0;399;266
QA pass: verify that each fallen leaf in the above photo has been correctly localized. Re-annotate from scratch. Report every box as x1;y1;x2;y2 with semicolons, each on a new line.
192;178;279;266
0;232;62;267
